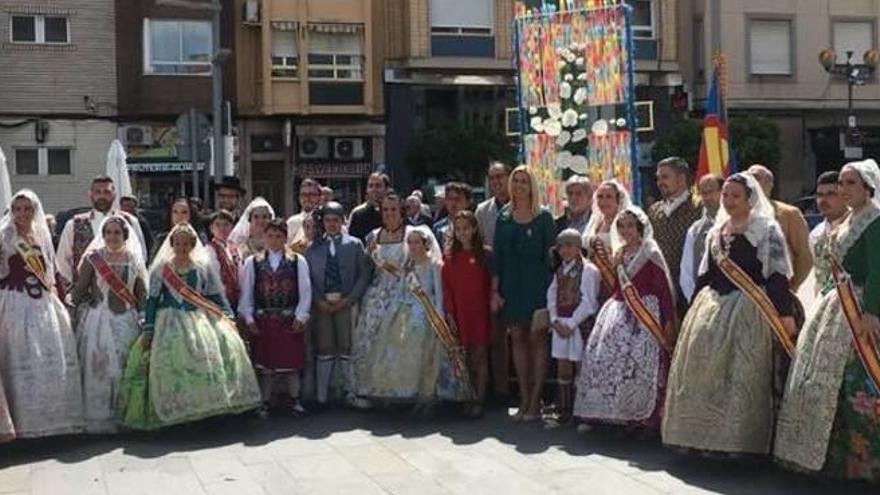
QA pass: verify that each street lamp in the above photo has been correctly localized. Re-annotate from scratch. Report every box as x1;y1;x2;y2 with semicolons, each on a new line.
819;48;880;158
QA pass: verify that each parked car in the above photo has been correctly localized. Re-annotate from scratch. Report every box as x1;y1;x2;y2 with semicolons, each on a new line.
792;195;823;230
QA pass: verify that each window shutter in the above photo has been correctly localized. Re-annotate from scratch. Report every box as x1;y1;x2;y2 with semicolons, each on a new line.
834;21;873;58
430;0;493;29
750;20;792;75
272;30;297;58
309;32;362;55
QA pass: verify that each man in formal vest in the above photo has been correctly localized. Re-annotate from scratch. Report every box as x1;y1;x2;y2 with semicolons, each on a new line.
747;164;813;291
647;157;701;308
680;174;723;303
57;176;146;287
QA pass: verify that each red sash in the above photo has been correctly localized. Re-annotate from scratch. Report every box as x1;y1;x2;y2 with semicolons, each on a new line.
829;254;880;393
160;264;229;321
617;265;672;353
87;252;139;308
715;253;796;357
209;240;239;303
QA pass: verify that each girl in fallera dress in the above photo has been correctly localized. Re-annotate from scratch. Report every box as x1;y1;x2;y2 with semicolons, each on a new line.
0;190;83;438
573;207;674;434
70;215;147;433
205;210;242;309
117;223;261;430
442;210;493;417
230;197;275;259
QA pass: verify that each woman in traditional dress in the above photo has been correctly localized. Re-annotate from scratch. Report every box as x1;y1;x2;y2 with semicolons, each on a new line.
229;197;274;259
574;206;675;433
351;194;408;405
775;159;880;481
0;190;83;438
357;226;465;406
117;223;261;430
70;215;147;433
583;180;632;300
151;198;193;260
492;165;556;420
662;173;797;456
205;210;241;309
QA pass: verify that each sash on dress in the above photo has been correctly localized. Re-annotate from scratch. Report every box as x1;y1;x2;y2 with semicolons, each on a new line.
160;264;230;322
829;253;880;393
14;240;51;290
715;252;796;357
617;265;672;353
590;248;616;292
87;252;139;308
209;240;239;303
405;267;474;398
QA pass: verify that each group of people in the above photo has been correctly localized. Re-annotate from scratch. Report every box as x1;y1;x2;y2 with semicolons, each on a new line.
0;156;878;484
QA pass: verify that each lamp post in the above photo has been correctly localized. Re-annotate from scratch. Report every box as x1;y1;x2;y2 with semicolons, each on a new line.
819;48;880;158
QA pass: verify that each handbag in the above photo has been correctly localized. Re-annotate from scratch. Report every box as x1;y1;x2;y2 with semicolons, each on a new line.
531;308;551;333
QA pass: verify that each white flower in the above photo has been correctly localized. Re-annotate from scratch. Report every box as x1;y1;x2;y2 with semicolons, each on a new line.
556;151;573;170
569;155;589;174
573;87;587;105
591;119;609;136
562;109;579;128
529;106;538;115
557;130;571;148
559;82;572;99
578;113;588;121
572;129;587;143
616;118;627;128
547;103;562;120
576;57;585;66
564;50;576;63
564;74;574;82
530;116;544;133
543;118;562;136
577;73;588;81
557;60;567;70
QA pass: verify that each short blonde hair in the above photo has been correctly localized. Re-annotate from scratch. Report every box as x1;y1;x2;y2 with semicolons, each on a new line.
508;165;542;217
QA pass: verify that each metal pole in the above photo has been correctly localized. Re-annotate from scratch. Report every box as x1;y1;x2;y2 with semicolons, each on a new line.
189;107;199;199
211;0;224;208
710;0;721;54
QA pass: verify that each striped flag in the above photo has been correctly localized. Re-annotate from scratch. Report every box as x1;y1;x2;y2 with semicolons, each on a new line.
695;61;736;180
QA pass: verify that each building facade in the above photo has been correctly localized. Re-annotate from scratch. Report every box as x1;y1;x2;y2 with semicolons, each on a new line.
115;0;236;213
0;0;117;214
687;0;880;199
232;0;385;214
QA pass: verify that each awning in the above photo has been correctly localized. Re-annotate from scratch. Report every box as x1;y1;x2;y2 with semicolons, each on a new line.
271;21;298;32
307;23;363;34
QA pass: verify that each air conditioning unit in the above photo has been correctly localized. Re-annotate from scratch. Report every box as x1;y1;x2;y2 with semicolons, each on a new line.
243;0;260;24
119;125;153;147
334;137;365;160
298;136;329;159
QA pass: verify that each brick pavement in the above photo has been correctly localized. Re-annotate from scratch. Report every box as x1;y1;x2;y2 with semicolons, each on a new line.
0;408;873;495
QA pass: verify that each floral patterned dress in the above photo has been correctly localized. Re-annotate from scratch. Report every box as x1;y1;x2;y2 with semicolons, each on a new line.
117;263;261;430
775;205;880;481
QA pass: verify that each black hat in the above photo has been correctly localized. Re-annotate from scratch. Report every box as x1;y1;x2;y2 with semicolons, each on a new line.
214;176;246;194
321;201;346;219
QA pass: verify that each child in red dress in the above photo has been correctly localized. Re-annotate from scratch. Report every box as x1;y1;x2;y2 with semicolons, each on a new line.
442;211;492;417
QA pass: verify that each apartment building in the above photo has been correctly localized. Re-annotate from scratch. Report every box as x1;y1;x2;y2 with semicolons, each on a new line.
115;0;236;211
232;0;385;214
686;0;880;199
0;0;117;214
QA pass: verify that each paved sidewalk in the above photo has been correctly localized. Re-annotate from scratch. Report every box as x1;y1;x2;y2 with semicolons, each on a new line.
0;408;873;495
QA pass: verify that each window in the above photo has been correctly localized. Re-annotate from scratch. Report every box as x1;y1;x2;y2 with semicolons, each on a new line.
144;19;212;75
14;148;72;176
430;0;493;36
307;32;363;81
15;149;38;175
833;21;874;59
271;28;299;78
749;19;793;76
10;15;69;44
628;0;656;39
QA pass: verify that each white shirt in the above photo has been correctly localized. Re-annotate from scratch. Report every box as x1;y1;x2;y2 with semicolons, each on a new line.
57;209;147;284
237;250;312;326
286;211;310;244
679;224;698;302
547;259;601;329
661;190;690;217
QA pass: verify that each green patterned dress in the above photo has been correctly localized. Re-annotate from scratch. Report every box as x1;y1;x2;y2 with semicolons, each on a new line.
775;205;880;481
117;263;261;430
